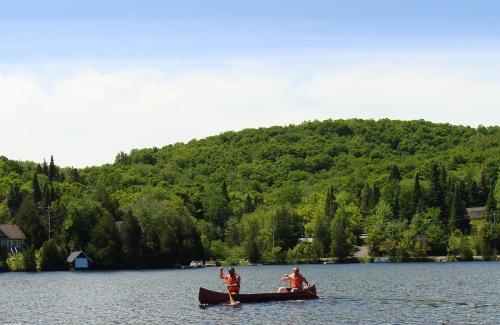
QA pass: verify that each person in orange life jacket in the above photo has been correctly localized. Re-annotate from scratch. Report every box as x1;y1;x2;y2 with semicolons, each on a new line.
219;267;241;294
278;267;309;293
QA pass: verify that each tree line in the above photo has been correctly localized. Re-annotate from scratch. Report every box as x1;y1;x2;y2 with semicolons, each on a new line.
0;119;499;271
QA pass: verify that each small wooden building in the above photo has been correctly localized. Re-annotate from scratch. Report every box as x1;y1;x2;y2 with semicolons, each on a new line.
67;251;92;270
466;207;486;220
0;224;26;253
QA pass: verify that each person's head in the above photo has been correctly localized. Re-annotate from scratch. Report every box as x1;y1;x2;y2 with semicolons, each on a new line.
293;267;299;274
228;267;235;275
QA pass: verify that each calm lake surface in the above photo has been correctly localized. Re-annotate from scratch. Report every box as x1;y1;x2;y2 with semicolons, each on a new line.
1;262;499;324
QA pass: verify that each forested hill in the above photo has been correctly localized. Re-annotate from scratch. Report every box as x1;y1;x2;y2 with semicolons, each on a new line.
1;119;499;270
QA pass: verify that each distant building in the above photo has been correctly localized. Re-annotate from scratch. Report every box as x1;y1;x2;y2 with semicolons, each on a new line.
67;251;92;270
466;207;486;220
0;224;26;252
298;237;314;243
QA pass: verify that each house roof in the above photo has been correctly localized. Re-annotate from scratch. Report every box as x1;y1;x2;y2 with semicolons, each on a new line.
67;251;92;263
0;224;26;240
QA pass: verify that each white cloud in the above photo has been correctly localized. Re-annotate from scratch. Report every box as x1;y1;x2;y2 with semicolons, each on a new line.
1;56;499;167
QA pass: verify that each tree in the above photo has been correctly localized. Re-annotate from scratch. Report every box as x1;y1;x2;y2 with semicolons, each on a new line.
32;173;42;203
87;213;121;269
411;172;422;217
359;184;372;217
120;210;143;268
48;155;57;182
7;184;23;217
16;197;46;248
243;218;260;263
485;188;497;222
330;207;355;260
389;165;402;182
449;181;470;233
324;186;337;220
271;207;301;250
447;229;473;261
37;239;67;271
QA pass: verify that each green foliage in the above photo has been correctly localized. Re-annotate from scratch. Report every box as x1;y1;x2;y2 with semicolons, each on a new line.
1;119;499;269
330;206;355;260
37;239;67;271
473;222;498;260
447;230;474;261
16;197;46;249
87;213;121;269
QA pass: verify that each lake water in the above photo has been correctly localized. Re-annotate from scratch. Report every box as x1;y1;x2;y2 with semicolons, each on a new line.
0;262;499;324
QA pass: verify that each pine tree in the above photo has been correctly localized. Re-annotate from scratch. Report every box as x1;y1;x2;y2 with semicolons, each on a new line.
42;159;49;176
324;186;337;220
221;180;230;202
449;181;469;233
244;194;255;214
412;172;422;217
48;155;57;182
389;165;402;182
32;173;42;203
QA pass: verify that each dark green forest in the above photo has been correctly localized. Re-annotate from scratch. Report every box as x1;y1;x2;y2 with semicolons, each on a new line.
1;119;499;271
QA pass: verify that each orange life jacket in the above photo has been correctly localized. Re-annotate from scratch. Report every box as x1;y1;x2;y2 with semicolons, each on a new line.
224;274;240;293
289;273;303;289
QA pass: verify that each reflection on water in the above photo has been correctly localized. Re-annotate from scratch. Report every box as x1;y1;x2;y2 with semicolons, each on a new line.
0;262;499;324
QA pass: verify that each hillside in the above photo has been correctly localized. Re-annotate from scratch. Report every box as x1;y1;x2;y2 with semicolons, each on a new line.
1;119;499;270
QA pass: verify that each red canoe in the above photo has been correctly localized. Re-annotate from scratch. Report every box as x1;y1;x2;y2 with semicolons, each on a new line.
198;284;318;305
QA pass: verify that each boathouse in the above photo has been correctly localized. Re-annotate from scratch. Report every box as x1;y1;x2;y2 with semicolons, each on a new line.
67;251;92;270
0;224;26;252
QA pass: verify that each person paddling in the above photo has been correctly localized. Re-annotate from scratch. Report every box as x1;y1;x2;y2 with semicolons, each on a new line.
219;267;241;294
278;267;309;293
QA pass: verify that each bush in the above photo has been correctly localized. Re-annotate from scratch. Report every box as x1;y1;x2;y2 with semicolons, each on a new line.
447;230;473;261
473;222;498;260
6;252;25;271
287;242;318;263
37;240;67;271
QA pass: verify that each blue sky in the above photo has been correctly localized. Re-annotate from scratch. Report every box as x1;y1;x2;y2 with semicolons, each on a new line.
2;0;500;60
1;1;500;166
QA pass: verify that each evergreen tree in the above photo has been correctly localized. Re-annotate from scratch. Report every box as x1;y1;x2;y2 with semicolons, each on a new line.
449;182;469;233
48;155;57;182
411;172;422;217
42;159;49;176
32;173;42;203
244;194;255;214
389;165;402;182
221;180;230;202
324;186;337;220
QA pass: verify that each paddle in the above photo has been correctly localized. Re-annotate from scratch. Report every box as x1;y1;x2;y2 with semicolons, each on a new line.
227;289;240;307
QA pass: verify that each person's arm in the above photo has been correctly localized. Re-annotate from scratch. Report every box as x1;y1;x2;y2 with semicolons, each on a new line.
236;275;241;286
281;274;290;281
303;276;309;287
219;267;224;279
